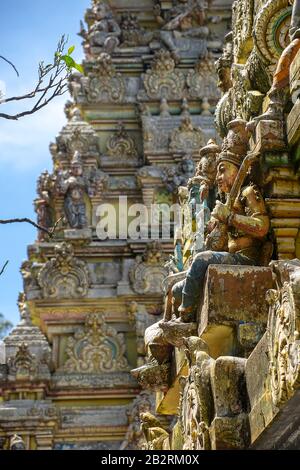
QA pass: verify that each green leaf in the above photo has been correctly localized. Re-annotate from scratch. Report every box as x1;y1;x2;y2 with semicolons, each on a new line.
62;55;76;68
68;45;75;55
74;63;84;74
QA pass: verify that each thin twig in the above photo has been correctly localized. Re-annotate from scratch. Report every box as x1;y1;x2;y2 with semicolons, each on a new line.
0;36;69;120
0;217;62;238
0;260;9;276
0;55;19;76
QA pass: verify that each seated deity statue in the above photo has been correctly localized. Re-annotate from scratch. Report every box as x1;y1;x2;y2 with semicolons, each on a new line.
88;2;121;53
172;147;270;322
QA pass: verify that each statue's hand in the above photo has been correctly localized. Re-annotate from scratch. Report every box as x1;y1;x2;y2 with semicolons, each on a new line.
211;201;230;223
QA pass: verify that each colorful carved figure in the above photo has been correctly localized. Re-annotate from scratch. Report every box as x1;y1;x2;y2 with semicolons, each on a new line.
171;121;270;322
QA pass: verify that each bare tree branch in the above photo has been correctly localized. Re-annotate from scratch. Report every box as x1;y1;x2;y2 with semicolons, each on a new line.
0;36;70;120
0;217;63;238
0;260;9;277
0;55;19;76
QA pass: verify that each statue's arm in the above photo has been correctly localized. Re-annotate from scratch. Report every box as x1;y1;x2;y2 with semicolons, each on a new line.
230;186;269;238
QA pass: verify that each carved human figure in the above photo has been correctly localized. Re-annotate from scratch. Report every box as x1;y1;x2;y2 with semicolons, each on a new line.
120;13;156;47
154;0;209;62
193;138;220;203
171;135;270;322
86;2;121;54
35;170;52;241
215;31;233;94
61;151;88;229
187;139;220;253
166;155;195;193
140;412;170;450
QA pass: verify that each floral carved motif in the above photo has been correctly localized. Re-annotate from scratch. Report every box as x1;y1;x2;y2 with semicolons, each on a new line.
106;123;138;159
143;50;185;100
186;60;220;101
38;242;90;299
254;0;292;67
267;274;300;407
63;313;129;373
169;116;205;154
129;242;168;295
86;53;126;103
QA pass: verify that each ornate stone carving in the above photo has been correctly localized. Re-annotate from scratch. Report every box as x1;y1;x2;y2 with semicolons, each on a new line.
254;0;292;68
79;2;121;58
38;242;90;299
106;123;138;159
120;391;155;450
86;53;126;103
164;155;195;193
127;302;157;367
154;0;209;62
131;360;170;392
169;116;205;154
179;337;214;450
62;313;129;373
54;107;99;161
143;50;185;100
129;242;168;295
187;59;220;101
232;0;254;61
7;343;38;379
58;151;88;229
4;301;51;379
267;263;300;406
140;412;170;450
34;170;53;240
120;13;156;47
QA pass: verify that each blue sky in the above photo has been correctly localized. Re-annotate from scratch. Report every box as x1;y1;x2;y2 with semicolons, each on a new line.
0;0;90;325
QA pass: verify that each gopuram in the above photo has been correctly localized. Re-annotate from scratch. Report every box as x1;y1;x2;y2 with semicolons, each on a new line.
0;0;233;450
133;0;300;451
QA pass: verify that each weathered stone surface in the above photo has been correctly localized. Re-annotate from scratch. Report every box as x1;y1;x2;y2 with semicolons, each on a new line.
212;356;248;418
254;120;285;151
199;265;273;356
287;98;300;145
201;265;273;325
210;414;250;450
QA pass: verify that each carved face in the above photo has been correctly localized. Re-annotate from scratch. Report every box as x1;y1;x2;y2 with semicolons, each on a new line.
71;163;83;176
216;161;239;193
94;4;109;20
182;159;195;174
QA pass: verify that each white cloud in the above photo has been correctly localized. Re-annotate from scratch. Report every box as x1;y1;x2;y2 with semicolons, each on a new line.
0;96;67;170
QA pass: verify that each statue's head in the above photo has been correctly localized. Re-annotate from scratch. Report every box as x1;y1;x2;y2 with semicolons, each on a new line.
94;2;112;20
181;155;195;175
10;434;25;450
216;159;239;193
215;32;233;93
71;151;83;176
